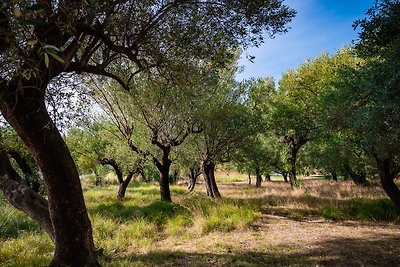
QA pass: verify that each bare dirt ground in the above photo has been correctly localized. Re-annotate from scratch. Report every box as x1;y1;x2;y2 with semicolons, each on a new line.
139;179;400;267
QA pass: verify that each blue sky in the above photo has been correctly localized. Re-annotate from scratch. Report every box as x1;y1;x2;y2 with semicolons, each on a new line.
236;0;376;82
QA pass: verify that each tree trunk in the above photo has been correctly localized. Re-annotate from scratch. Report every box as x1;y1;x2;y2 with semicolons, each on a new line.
0;148;55;242
255;166;262;188
289;148;298;188
187;167;200;192
282;172;289;182
201;159;221;198
374;157;400;207
7;150;41;192
0;88;99;266
154;147;172;202
265;174;271;182
344;164;369;186
330;171;338;181
248;173;251;185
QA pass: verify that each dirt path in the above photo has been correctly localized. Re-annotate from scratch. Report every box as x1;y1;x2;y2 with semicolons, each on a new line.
148;209;400;266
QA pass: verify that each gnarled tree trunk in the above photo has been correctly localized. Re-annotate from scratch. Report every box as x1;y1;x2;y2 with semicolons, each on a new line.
100;158;137;199
153;147;172;202
187;167;201;192
0;86;99;266
0;148;54;242
201;158;221;198
374;156;400;207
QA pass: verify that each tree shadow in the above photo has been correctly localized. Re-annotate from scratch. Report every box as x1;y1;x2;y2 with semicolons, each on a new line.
101;235;400;266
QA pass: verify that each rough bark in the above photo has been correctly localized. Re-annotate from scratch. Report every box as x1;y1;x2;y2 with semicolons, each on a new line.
153;147;172;202
255;166;262;188
0;148;55;242
374;156;400;207
0;87;99;266
201;159;221;198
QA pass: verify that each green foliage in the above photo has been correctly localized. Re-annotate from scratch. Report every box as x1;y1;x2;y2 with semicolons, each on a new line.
320;207;345;221
348;199;400;221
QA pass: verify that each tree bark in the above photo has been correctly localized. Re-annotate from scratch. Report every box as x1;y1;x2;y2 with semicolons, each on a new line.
265;174;271;182
374;156;400;207
282;172;289;182
344;163;369;186
289;148;298;188
187;167;200;192
100;158;140;199
201;159;221;198
0;148;55;242
0;87;99;266
255;166;262;188
7;149;41;192
248;173;251;185
154;147;172;202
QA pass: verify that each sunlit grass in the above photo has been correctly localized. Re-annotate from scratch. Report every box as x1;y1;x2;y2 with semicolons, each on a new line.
0;178;398;266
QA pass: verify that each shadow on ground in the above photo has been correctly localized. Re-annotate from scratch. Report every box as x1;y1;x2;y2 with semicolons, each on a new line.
101;235;400;266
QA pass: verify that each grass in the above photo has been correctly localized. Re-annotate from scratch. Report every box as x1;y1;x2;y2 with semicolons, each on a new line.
0;177;399;266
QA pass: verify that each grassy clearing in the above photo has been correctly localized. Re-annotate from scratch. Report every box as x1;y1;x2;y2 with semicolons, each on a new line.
0;178;399;266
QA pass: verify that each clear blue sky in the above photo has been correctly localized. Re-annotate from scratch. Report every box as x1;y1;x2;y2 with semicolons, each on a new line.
236;0;375;82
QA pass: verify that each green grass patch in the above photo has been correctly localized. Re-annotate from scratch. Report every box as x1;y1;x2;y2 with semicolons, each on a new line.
348;198;400;221
320;206;345;221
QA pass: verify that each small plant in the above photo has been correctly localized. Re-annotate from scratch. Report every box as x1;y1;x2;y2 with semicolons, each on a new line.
320;207;344;221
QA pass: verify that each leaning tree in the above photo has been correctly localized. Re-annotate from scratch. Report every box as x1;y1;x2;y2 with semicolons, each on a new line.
0;1;295;265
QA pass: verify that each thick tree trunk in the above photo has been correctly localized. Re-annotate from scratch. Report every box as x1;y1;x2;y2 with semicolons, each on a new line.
154;148;172;202
375;157;400;207
0;88;99;266
201;159;221;198
255;166;262;188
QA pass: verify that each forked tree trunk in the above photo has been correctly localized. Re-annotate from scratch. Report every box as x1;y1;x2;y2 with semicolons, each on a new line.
374;156;400;207
201;159;221;198
265;174;271;182
0;88;99;267
255;166;262;188
100;158;136;199
187;167;200;192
